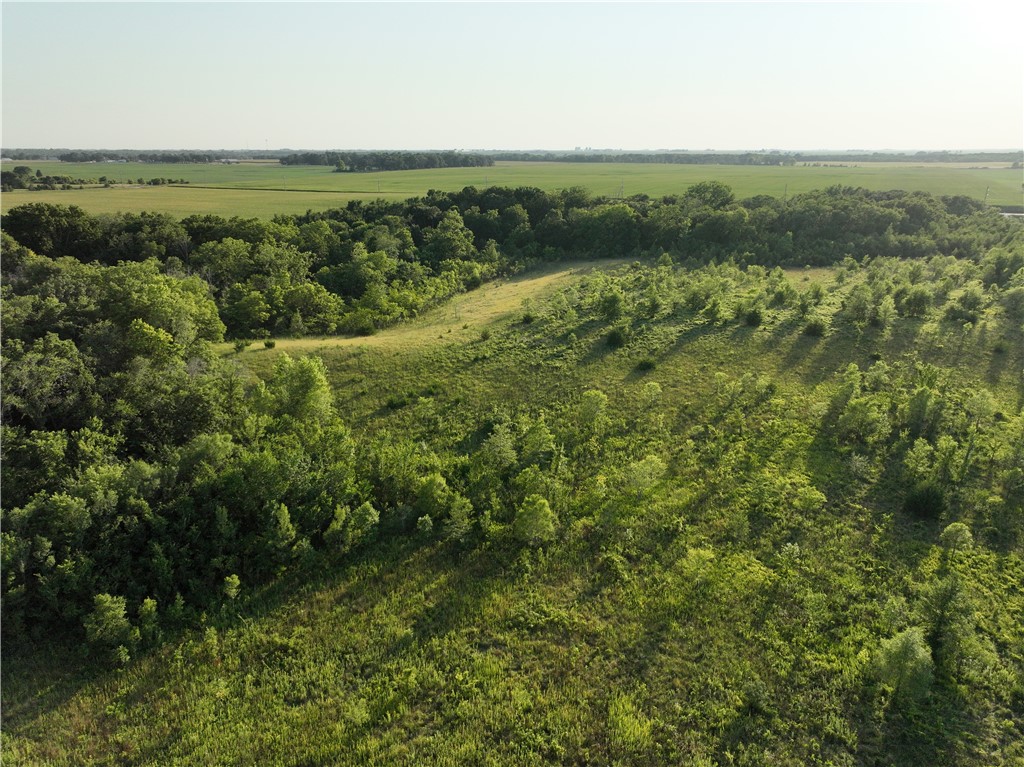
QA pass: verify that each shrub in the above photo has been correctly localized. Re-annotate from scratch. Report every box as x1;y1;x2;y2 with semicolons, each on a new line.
606;326;628;348
233;339;251;353
223;574;241;600
83;593;133;664
521;312;535;324
263;339;276;349
903;480;946;519
608;692;653;755
803;317;828;337
480;329;491;342
416;515;434;536
635;357;656;372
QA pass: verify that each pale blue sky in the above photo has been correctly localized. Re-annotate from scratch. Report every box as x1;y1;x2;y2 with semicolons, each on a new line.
2;2;1021;150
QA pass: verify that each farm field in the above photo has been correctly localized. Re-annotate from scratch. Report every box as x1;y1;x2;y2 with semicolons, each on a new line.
3;160;1022;217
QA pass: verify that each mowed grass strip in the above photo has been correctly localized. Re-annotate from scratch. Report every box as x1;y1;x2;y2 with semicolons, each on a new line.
226;258;628;361
4;160;1021;218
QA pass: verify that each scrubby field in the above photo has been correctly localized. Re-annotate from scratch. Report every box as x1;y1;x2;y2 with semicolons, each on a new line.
3;180;1022;765
4;255;1024;766
3;159;1021;217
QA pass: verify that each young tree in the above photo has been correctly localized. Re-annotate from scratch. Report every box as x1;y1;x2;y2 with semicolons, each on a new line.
513;494;556;545
873;626;934;706
83;593;134;664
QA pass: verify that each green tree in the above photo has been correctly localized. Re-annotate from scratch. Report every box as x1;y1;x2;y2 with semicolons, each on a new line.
873;626;934;706
684;180;735;210
422;209;477;269
83;593;134;664
266;354;335;427
939;522;972;561
2;334;97;430
513;494;556;545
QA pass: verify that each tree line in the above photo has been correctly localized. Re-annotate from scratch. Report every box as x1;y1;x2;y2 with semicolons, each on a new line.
3;183;1020;344
489;150;1024;165
279;150;495;171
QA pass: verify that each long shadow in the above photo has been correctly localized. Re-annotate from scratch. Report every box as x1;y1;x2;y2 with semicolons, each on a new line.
407;545;516;643
12;534;521;764
865;682;985;767
1;535;423;735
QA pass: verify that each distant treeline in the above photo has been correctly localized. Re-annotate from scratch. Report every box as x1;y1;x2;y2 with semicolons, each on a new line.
4;148;1019;165
279;151;495;171
493;152;798;166
489;150;1024;165
4;183;1021;344
1;149;286;162
54;151;220;163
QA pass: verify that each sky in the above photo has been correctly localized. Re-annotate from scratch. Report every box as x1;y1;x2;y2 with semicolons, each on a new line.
2;2;1022;151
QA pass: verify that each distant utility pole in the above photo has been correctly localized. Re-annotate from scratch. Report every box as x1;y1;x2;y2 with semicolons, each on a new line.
618;179;624;198
984;186;990;204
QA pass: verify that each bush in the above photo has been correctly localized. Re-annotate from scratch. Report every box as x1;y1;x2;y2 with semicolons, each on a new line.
803;317;828;337
903;480;946;519
521;312;535;324
743;306;764;327
416;515;434;537
635;358;656;372
263;339;276;349
233;339;251;353
606;326;628;348
83;594;133;664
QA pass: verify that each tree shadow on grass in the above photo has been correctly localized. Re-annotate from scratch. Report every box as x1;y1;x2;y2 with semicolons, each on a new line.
861;684;986;767
1;535;426;738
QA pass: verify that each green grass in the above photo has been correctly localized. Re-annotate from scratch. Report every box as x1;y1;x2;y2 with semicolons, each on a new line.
4;160;1021;218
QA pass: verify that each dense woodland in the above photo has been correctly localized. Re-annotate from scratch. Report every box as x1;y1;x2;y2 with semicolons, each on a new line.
2;183;1023;764
3;183;1019;343
279;151;495;171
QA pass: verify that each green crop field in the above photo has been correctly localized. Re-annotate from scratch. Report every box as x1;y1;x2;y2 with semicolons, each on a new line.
3;160;1021;218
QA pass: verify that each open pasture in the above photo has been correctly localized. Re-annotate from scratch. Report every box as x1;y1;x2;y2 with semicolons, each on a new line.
3;159;1021;218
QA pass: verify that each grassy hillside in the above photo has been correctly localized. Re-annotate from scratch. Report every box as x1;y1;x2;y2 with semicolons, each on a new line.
4;160;1021;217
4;256;1022;766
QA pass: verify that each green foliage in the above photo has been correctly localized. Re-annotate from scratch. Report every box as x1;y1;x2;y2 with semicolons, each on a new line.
803;316;828;336
874;627;934;706
903;481;947;519
83;594;133;665
3;186;1023;766
608;691;654;756
223;574;241;601
513;494;556;545
606;325;629;348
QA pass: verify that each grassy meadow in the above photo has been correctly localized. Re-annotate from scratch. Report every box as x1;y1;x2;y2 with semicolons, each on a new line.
3;159;1021;218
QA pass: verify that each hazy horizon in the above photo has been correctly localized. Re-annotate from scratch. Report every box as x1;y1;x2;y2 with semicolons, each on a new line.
4;147;1022;154
3;2;1022;152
